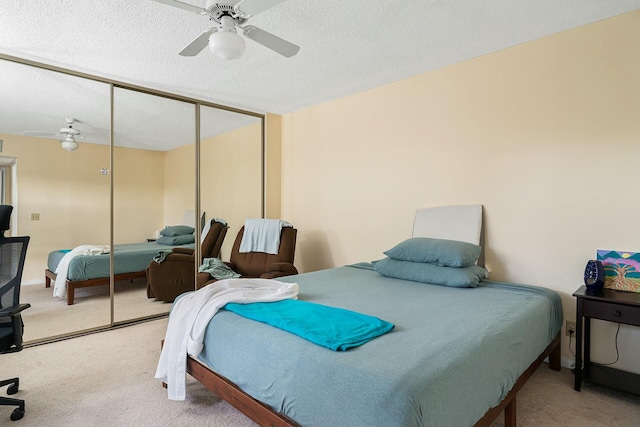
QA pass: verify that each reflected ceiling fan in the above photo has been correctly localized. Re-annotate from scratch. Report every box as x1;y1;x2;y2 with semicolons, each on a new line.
23;118;83;152
151;0;299;60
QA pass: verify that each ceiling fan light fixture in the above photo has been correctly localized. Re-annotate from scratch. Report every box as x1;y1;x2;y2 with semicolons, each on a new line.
61;137;79;152
209;25;245;60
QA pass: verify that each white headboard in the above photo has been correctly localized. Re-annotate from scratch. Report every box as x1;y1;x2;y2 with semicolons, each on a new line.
413;204;484;264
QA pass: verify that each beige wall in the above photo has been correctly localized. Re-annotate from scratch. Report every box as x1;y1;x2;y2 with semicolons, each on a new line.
0;134;167;283
113;146;165;243
281;11;640;372
200;122;262;260
162;142;196;228
1;134;111;282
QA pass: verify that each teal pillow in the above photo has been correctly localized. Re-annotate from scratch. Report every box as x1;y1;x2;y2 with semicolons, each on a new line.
156;234;195;245
160;225;195;237
383;237;481;267
374;257;486;288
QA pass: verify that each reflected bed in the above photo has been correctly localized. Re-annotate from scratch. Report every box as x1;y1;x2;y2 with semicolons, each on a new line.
45;241;193;305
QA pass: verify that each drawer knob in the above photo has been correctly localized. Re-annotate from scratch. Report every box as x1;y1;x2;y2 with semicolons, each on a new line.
614;310;622;317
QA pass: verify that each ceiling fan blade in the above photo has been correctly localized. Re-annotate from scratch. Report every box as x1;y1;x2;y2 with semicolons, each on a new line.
235;0;288;16
150;0;207;14
23;131;60;137
243;26;299;58
179;28;215;57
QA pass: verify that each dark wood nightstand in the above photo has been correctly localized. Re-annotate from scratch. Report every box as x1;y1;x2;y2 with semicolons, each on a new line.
573;285;640;395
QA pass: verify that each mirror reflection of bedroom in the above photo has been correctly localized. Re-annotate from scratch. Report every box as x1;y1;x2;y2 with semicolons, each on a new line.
0;56;264;344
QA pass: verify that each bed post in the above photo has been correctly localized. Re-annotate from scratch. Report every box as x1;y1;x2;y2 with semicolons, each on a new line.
548;337;561;371
45;269;56;288
504;396;516;427
67;283;75;305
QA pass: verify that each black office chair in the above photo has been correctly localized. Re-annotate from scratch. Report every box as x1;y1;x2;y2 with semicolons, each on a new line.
0;205;30;421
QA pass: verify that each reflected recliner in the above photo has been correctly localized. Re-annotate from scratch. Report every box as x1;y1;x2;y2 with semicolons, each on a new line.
0;205;31;422
146;219;228;302
197;224;298;289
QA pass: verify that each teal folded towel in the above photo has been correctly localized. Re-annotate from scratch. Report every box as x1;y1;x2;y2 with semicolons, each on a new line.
153;250;172;264
224;299;394;351
199;257;241;279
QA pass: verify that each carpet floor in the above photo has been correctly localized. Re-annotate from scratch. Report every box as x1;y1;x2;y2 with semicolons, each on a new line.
21;279;171;343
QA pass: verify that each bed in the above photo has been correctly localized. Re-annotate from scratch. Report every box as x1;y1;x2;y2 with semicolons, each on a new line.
159;205;563;426
45;241;194;305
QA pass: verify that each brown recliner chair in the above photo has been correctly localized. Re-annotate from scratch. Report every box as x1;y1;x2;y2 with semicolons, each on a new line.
147;219;228;302
197;224;298;289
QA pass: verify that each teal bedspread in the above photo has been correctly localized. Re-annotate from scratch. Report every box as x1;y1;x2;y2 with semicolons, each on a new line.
47;242;194;281
224;299;394;351
198;265;563;427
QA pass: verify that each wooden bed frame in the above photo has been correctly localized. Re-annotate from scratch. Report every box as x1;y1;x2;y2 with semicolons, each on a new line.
180;332;561;427
44;268;146;305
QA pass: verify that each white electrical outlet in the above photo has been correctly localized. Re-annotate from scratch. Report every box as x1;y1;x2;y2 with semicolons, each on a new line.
566;320;576;336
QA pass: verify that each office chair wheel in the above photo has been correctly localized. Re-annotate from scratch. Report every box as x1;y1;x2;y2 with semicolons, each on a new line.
7;384;19;395
10;408;24;421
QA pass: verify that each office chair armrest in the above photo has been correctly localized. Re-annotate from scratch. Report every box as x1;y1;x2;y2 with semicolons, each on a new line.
260;262;298;279
0;303;30;317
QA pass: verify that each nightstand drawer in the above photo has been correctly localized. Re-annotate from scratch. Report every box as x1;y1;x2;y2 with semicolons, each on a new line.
583;300;640;326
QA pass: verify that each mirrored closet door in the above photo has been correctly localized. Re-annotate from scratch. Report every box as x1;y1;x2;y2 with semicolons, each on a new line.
0;53;266;345
0;57;112;342
199;105;263;261
112;87;196;323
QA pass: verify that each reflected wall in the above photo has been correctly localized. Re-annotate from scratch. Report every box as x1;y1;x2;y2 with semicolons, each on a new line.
200;106;262;259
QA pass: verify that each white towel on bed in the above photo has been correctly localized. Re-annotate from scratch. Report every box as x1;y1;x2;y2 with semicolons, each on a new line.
155;278;299;401
53;245;110;299
238;219;292;254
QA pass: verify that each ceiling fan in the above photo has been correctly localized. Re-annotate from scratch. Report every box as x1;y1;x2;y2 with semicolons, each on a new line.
151;0;300;60
23;118;83;152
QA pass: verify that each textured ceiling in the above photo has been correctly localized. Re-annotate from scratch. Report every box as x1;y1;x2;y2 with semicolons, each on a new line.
1;0;639;150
